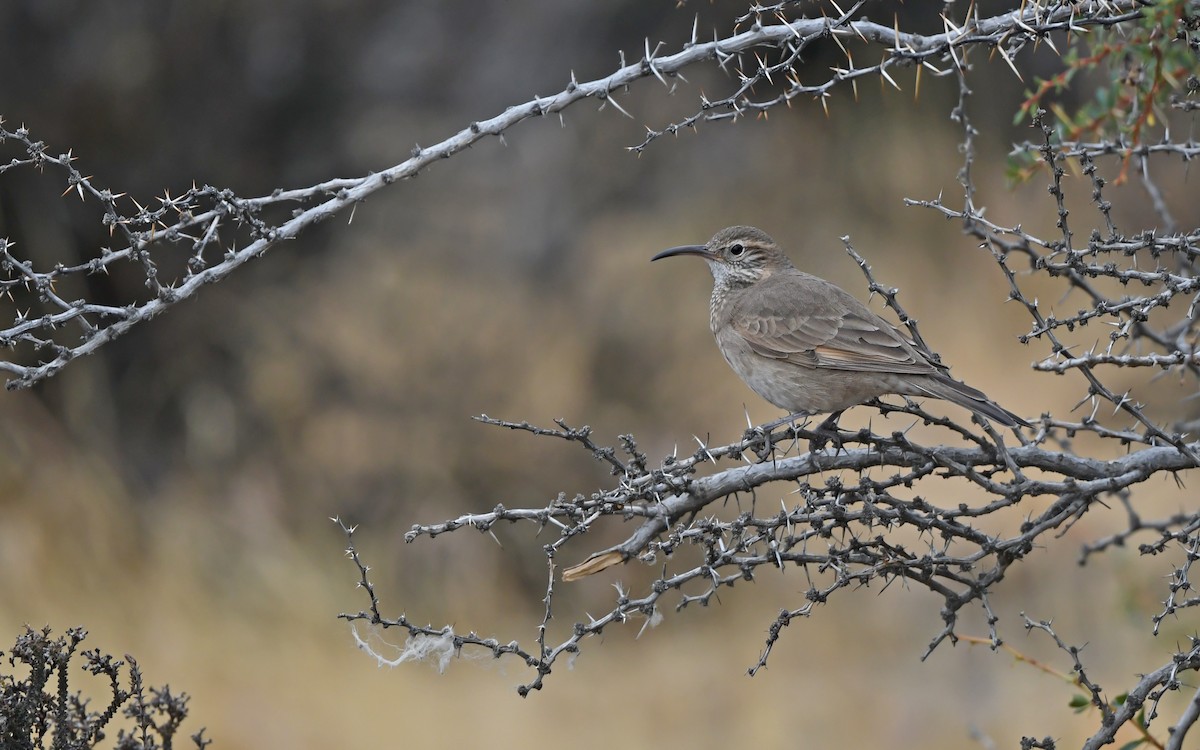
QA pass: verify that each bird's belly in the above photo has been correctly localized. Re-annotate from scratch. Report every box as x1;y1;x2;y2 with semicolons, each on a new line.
719;345;906;416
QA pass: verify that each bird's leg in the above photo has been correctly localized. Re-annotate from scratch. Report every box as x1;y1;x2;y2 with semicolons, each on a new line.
807;410;847;454
744;412;807;460
978;417;1023;479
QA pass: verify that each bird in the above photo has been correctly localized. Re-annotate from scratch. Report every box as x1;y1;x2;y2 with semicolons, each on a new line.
652;225;1028;429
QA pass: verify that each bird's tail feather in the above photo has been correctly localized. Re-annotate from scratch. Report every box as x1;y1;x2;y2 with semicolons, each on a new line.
912;375;1029;428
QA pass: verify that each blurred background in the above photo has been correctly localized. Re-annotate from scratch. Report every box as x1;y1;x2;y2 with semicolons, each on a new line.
0;1;1197;748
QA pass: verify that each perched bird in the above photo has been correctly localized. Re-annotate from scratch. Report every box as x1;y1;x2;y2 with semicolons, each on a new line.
653;225;1028;428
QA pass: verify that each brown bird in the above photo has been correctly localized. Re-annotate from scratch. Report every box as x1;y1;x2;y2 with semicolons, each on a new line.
653;225;1028;428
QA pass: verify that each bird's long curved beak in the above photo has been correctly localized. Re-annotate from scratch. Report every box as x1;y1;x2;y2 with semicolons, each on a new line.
651;244;709;261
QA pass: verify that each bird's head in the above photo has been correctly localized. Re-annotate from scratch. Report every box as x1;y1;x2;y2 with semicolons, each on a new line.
652;225;791;288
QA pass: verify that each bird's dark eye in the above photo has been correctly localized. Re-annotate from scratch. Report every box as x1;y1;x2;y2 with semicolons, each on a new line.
728;243;745;257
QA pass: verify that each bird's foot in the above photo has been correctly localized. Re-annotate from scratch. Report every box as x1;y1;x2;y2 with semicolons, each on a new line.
806;411;847;455
743;414;805;460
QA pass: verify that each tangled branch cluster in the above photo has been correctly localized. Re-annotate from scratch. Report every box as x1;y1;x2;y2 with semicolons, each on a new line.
915;109;1200;459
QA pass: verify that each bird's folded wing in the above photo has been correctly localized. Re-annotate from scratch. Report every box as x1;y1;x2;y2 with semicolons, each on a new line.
735;309;941;375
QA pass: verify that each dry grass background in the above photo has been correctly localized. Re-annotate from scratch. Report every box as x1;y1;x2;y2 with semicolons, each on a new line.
0;2;1197;748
